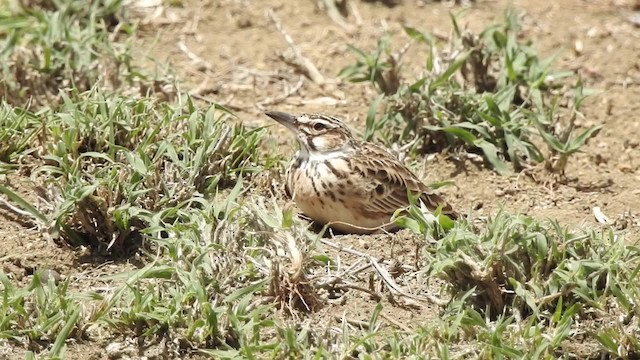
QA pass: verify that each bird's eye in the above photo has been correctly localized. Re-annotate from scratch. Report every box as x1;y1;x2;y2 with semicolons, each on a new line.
313;122;327;131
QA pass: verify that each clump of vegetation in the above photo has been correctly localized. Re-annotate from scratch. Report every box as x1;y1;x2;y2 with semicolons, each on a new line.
424;212;634;316
2;90;266;253
0;270;83;359
0;104;40;163
389;200;640;358
0;0;140;107
341;10;601;176
249;199;324;315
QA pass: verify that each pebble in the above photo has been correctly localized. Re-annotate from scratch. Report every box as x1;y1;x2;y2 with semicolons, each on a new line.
39;269;62;284
624;139;639;149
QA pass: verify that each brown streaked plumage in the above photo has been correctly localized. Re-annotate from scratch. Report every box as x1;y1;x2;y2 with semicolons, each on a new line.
265;111;458;234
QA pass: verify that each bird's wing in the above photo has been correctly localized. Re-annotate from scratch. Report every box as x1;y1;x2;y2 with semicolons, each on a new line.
350;142;458;219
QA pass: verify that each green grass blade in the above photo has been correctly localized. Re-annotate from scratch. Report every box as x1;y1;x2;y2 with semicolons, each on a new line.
0;184;48;223
49;306;80;358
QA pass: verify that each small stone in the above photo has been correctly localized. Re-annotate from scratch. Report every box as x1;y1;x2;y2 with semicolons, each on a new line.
593;153;608;165
39;269;61;284
106;342;125;359
236;17;252;29
619;163;634;173
574;39;584;55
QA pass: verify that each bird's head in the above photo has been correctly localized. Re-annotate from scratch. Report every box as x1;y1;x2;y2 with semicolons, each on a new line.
265;111;354;157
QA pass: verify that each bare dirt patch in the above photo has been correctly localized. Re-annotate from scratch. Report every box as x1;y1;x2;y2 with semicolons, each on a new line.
1;173;73;285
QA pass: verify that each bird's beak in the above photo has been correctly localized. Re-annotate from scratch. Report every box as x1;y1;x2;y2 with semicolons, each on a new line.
265;111;298;133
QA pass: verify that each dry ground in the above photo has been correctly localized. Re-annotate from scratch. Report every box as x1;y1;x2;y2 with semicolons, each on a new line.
1;0;640;358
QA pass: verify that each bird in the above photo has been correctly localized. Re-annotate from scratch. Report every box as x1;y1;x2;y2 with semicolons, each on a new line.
265;111;458;234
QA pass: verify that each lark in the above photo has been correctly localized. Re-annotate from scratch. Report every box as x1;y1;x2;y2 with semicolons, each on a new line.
265;111;458;234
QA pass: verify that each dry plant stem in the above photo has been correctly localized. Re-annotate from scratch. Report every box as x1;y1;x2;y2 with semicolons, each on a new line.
335;314;370;330
107;21;124;43
320;238;448;306
342;258;372;276
459;252;504;311
335;282;382;301
537;283;579;306
380;313;412;332
184;3;203;37
256;76;305;110
280;232;304;281
189;93;247;112
266;8;326;85
190;77;212;96
236;67;291;79
319;0;356;33
327;219;397;233
393;40;414;65
177;35;214;72
0;196;38;224
348;0;363;26
315;259;371;286
391;134;421;162
314;260;373;299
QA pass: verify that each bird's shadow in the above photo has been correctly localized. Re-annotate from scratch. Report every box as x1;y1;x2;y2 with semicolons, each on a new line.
307;219;347;238
446;153;485;178
306;218;398;238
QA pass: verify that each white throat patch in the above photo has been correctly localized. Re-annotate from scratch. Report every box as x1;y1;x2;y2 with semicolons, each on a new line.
308;150;345;163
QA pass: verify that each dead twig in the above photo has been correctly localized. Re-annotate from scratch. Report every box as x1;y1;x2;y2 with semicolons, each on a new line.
320;238;448;306
256;76;305;111
315;258;372;287
390;134;421;162
458;252;504;312
177;35;213;72
380;313;412;332
335;314;370;330
236;66;293;80
348;0;363;26
334;282;383;301
370;257;446;306
266;8;326;85
319;0;356;33
188;93;248;112
0;196;39;225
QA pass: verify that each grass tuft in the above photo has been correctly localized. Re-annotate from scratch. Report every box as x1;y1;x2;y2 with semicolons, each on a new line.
1;89;267;254
342;10;601;176
0;0;138;107
249;200;324;315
